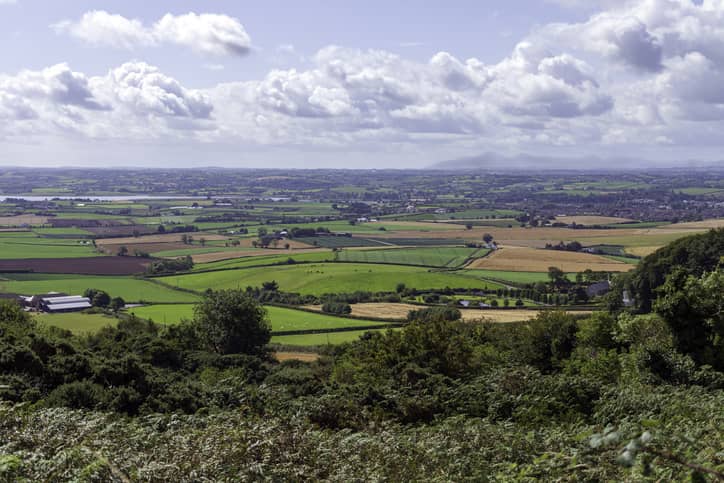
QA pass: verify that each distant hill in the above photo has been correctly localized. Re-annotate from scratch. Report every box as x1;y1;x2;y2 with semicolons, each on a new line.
428;152;722;171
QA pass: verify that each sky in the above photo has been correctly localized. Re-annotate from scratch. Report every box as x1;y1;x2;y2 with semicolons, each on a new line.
1;0;723;169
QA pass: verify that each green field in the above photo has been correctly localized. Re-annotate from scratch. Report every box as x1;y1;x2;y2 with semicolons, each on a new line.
127;304;388;333
0;274;197;303
0;234;98;258
160;263;502;295
192;251;336;272
271;328;395;346
337;247;486;268
35;312;120;334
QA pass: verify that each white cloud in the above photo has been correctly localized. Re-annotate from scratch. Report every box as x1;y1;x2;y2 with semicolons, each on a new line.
53;11;251;56
7;0;724;165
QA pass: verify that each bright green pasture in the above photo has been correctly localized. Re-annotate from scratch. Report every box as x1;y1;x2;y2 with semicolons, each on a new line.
0;234;97;258
128;304;389;332
160;263;501;295
271;328;395;346
0;274;197;303
35;312;120;334
336;247;486;268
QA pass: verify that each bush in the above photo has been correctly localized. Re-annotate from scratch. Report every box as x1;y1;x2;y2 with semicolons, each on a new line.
321;302;352;315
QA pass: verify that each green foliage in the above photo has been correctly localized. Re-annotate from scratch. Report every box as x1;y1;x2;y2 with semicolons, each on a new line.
622;228;724;312
321;301;351;315
191;289;271;355
655;268;724;369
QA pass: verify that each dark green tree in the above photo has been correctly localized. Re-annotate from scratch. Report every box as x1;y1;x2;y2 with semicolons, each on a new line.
192;289;271;355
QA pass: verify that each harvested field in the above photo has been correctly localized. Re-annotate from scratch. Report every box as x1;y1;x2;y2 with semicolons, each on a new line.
466;246;633;272
273;352;320;362
0;256;152;275
0;215;48;226
553;215;634;225
304;303;588;323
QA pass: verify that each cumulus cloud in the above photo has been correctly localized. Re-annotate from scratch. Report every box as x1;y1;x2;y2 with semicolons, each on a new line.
53;11;251;56
7;0;724;164
0;61;213;142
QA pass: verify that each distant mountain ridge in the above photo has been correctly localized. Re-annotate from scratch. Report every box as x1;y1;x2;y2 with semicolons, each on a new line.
428;152;723;171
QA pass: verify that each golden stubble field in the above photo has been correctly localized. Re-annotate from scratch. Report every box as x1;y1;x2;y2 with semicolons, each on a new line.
466;246;634;272
304;303;589;323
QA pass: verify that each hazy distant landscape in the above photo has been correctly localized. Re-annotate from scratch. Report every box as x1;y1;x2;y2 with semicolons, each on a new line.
2;0;724;481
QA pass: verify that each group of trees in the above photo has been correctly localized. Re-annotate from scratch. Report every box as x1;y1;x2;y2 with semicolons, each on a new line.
83;288;124;312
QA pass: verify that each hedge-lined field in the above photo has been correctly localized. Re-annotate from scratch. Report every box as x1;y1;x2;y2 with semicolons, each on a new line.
160;263;502;295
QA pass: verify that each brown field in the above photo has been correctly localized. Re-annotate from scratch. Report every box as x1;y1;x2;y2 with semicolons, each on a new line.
273;351;320;362
0;256;151;275
0;215;49;226
553;215;634;225
466;246;633;272
304;303;589;323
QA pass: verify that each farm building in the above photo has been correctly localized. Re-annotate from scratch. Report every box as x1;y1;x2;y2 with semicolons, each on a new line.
20;293;92;313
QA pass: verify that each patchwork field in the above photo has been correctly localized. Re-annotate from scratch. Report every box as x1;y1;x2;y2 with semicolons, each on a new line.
0;256;151;275
190;247;324;264
159;263;502;295
466;246;634;272
0;274;197;303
